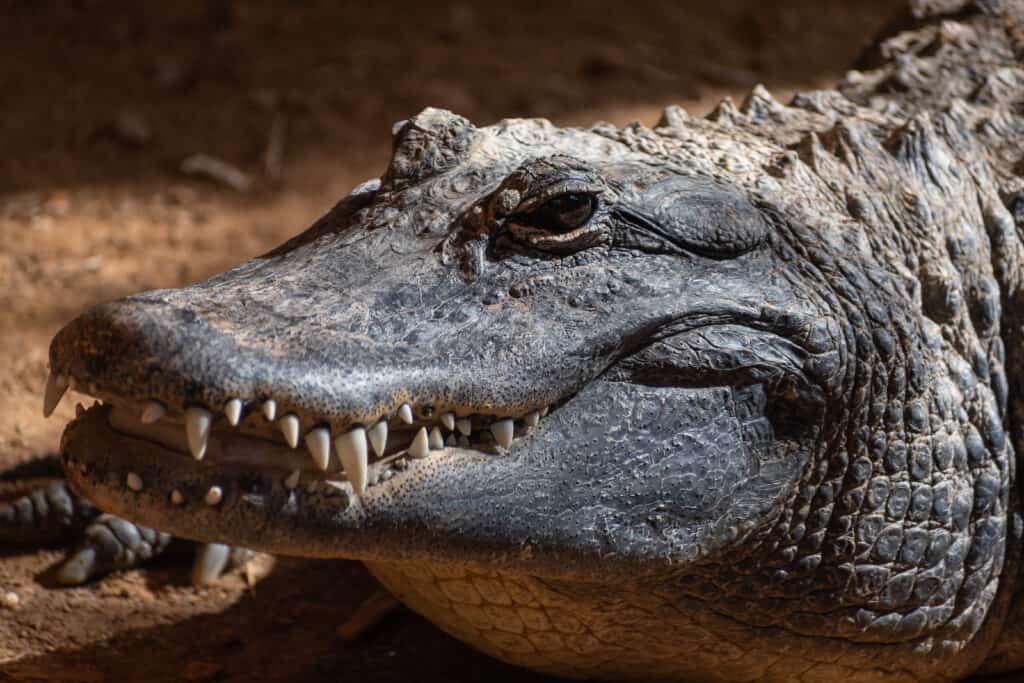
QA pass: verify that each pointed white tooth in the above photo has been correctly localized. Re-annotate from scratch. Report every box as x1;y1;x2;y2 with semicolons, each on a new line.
170;489;185;505
279;414;300;448
126;472;143;491
335;427;368;495
445;433;457;447
541;406;549;417
184;407;212;461
367;420;388;457
440;412;455;431
204;486;223;506
42;372;68;418
408;427;429;459
524;411;540;428
284;469;301;490
305;427;331;471
429;426;444;450
262;399;277;421
455;418;472;436
491;418;514;448
398;403;414;425
224;398;243;426
140;400;166;424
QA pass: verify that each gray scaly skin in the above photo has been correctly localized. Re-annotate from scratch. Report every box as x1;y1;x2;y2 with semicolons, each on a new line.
18;0;1024;680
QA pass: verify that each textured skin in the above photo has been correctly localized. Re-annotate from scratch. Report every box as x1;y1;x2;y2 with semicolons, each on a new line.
33;1;1024;681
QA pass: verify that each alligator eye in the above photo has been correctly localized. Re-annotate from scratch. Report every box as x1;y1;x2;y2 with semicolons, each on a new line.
526;193;596;234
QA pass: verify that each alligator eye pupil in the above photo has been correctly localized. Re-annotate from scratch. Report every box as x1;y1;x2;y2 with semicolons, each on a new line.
532;193;595;233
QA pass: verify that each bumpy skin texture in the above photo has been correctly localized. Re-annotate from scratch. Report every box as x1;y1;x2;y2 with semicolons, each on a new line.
34;1;1024;681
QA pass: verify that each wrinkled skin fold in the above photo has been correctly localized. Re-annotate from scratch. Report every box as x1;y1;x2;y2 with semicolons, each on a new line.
42;1;1024;681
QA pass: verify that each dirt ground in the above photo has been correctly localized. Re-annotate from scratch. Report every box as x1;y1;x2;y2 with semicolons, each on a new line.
2;2;991;681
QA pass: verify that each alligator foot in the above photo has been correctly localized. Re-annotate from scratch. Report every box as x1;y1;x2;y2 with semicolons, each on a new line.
1;453;247;585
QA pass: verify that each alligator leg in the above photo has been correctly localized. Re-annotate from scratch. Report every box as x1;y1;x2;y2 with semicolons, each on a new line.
1;453;246;585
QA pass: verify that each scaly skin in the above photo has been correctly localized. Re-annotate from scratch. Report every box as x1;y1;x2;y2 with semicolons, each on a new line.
19;1;1024;680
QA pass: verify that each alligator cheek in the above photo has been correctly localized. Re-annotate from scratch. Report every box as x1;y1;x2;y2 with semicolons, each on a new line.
417;377;808;569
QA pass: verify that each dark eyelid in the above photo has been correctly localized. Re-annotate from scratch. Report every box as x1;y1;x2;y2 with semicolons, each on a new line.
514;181;600;214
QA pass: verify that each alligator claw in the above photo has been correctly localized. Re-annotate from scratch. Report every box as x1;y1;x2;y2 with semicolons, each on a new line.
191;543;232;585
55;547;97;585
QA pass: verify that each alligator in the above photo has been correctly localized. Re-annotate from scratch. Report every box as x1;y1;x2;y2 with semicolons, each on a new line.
5;0;1024;681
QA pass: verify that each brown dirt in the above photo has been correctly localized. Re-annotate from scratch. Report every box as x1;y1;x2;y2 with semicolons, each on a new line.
6;2;1005;682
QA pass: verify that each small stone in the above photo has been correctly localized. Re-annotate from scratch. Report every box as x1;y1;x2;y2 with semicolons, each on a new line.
1;591;20;610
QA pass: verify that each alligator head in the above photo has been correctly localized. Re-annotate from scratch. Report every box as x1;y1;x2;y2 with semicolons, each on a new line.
48;99;1020;682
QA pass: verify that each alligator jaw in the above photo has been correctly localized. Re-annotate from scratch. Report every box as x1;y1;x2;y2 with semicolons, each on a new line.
52;375;554;499
60;401;504;562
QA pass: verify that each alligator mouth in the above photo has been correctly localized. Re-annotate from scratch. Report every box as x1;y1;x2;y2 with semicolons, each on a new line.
51;371;555;500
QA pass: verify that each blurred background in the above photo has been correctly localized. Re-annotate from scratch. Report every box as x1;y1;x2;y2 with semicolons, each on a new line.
1;1;900;680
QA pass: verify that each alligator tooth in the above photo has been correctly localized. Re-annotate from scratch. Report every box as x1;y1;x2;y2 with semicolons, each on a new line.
367;420;388;457
126;472;143;491
455;418;472;436
140;400;166;424
491;419;514;448
262;399;277;421
440;412;455;431
185;407;212;461
170;489;185;505
305;427;331;471
335;427;368;494
524;411;540;428
445;433;457;447
279;414;300;448
224;398;243;427
42;372;69;418
429;427;444;450
541;407;549;417
204;486;223;506
408;427;429;459
284;469;301;490
398;403;414;425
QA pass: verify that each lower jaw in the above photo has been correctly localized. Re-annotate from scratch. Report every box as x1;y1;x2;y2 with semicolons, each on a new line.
59;404;495;562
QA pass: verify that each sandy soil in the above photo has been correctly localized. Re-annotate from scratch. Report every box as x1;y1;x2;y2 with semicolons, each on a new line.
3;2;992;681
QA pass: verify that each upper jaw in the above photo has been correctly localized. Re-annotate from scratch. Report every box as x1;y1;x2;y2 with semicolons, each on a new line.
44;285;574;496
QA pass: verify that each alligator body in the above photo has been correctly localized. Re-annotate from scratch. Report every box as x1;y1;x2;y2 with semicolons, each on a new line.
8;1;1024;681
